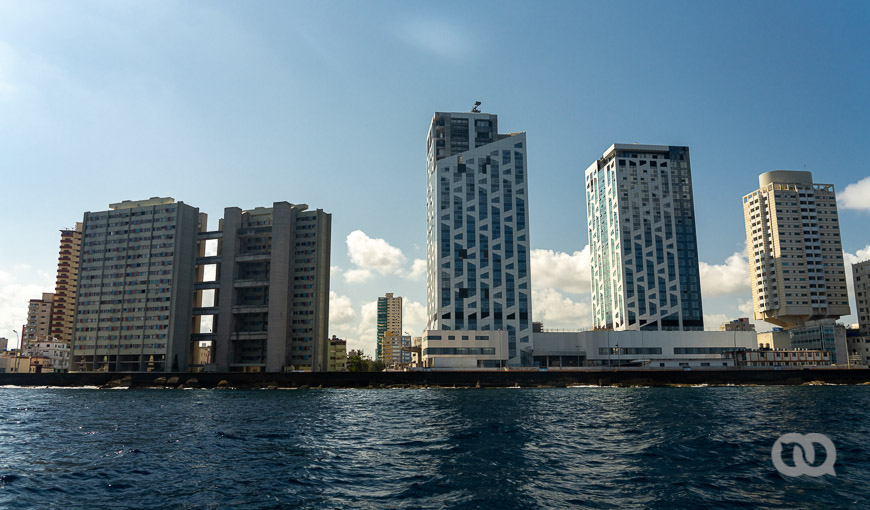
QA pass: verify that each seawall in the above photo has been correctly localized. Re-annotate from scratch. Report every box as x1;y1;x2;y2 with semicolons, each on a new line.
2;368;870;388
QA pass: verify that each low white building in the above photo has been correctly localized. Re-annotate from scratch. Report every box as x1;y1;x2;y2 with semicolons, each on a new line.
24;339;70;373
421;330;508;369
533;330;759;368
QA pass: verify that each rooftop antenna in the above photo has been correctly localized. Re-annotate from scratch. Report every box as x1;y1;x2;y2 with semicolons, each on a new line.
471;101;481;113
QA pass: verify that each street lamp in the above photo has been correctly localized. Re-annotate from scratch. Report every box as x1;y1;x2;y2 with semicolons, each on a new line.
12;330;20;351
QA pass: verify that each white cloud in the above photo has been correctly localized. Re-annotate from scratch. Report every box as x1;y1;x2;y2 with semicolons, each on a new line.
328;291;356;325
838;177;870;212
347;230;406;275
531;288;592;331
403;299;427;337
343;268;374;284
530;246;591;294
699;250;750;297
343;230;426;283
0;268;55;348
703;313;729;329
407;259;426;281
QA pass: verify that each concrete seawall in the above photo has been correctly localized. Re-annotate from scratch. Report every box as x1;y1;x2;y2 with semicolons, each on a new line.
2;368;870;388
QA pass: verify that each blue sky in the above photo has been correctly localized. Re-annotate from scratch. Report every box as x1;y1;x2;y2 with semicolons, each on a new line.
1;0;868;353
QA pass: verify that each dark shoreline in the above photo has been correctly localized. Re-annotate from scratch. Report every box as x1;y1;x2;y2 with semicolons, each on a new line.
2;368;870;389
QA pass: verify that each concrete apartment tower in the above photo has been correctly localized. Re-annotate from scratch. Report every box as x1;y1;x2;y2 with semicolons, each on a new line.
426;109;533;365
742;171;850;329
23;293;54;347
585;144;704;331
853;260;870;337
71;198;203;372
376;292;402;361
209;202;331;372
49;222;83;344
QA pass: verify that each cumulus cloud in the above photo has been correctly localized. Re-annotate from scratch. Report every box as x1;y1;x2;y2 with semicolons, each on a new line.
403;300;427;337
703;313;729;330
329;291;356;325
407;259;426;281
343;230;426;283
0;268;55;347
531;288;592;331
699;250;751;297
530;246;591;294
838;177;870;212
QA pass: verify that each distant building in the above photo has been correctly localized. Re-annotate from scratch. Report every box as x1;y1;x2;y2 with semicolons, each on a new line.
23;293;54;347
853;260;870;337
50;223;82;344
72;198;204;372
327;336;347;372
743;171;850;329
377;293;402;362
720;318;755;332
24;339;70;372
384;331;411;368
585;144;704;332
209;202;332;372
788;319;848;365
740;349;831;367
532;322;544;333
426;110;533;365
0;338;7;351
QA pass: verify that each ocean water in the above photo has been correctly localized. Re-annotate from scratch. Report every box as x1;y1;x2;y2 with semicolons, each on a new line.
1;386;869;509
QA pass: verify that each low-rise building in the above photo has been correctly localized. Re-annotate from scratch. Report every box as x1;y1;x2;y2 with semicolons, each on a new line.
533;330;759;368
328;336;347;372
420;330;509;369
740;349;831;367
720;318;755;332
24;339;70;373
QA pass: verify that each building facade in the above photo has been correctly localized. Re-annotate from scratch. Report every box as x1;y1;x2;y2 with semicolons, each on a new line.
327;336;347;372
383;331;411;367
23;293;54;347
71;198;203;372
426;111;532;365
49;223;82;344
376;293;402;362
532;330;758;368
210;202;331;372
788;319;848;365
420;330;509;369
854;260;870;337
585;144;704;331
24;339;70;372
743;171;850;329
720;318;755;332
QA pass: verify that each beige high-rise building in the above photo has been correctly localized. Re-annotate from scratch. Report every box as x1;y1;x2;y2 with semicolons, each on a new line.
50;223;83;344
743;171;850;329
24;293;54;347
376;293;402;362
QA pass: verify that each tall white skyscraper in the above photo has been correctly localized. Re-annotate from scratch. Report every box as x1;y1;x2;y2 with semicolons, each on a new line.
585;144;704;331
426;110;532;365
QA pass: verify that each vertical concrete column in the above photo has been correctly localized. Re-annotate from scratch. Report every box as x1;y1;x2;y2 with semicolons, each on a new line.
266;202;293;372
215;208;241;372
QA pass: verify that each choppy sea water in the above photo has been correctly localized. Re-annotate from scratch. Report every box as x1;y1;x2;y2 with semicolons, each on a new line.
1;386;869;509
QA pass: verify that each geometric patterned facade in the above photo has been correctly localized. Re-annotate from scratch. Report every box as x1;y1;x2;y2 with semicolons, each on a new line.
585;144;704;331
426;111;532;365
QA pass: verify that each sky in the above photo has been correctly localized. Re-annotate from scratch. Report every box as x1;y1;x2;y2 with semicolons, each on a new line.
1;0;868;354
